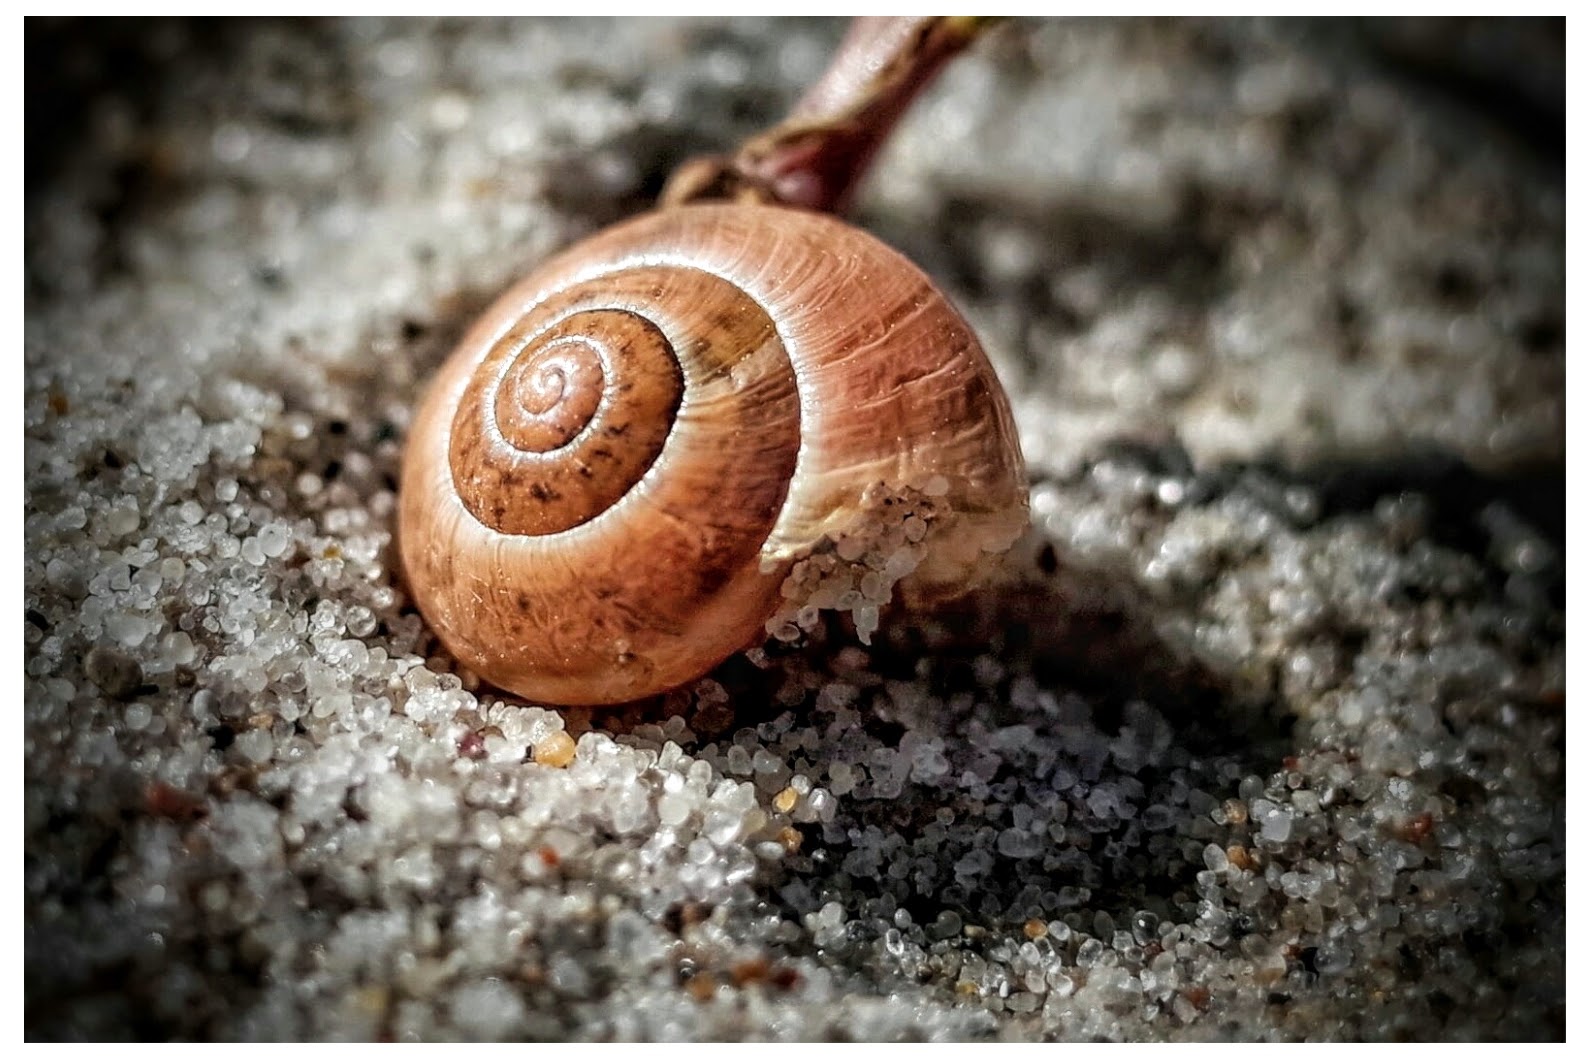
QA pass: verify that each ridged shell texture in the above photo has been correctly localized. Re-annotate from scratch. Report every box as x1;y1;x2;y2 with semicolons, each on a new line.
400;203;1026;705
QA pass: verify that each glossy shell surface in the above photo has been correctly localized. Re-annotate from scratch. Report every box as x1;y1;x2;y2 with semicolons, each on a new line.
400;203;1025;705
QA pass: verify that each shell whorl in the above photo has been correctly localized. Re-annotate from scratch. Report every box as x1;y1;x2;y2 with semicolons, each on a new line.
449;307;681;537
400;203;1026;705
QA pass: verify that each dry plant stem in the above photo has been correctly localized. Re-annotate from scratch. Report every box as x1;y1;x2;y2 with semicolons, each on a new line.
660;17;994;214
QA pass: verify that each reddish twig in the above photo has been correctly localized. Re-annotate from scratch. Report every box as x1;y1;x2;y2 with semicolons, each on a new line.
660;17;995;215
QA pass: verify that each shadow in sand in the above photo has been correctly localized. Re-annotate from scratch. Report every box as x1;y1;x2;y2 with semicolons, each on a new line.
676;439;1565;938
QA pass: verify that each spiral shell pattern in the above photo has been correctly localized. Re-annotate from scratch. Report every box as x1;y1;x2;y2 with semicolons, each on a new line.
401;203;1026;706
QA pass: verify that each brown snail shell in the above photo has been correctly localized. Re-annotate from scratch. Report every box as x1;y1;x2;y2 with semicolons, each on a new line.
400;202;1027;706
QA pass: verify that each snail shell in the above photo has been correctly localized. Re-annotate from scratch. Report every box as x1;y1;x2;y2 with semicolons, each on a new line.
400;202;1026;706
